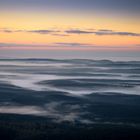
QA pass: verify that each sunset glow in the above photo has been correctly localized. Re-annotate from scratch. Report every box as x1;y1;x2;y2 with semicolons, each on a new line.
0;0;140;53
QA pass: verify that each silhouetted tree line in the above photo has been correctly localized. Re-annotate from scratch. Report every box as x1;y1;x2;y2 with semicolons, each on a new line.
0;114;140;140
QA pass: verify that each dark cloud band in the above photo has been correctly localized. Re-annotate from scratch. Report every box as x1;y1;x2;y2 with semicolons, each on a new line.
0;28;140;37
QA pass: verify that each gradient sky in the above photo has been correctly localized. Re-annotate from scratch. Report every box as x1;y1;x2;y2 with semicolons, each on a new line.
0;0;140;58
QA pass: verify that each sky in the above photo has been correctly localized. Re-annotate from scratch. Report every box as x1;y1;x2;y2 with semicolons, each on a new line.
0;0;140;58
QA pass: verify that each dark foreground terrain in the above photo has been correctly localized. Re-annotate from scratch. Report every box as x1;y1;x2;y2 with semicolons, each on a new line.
0;113;140;140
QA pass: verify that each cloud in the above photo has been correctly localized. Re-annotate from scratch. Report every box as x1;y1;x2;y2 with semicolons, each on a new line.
0;43;49;48
0;28;22;33
1;29;14;33
98;29;113;32
136;44;140;46
51;33;69;37
65;29;94;34
0;28;140;37
0;28;60;35
0;42;139;51
54;42;93;47
65;29;140;36
95;30;140;36
0;42;94;48
27;30;60;34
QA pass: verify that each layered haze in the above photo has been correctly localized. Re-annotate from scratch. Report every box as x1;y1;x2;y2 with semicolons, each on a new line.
0;59;140;124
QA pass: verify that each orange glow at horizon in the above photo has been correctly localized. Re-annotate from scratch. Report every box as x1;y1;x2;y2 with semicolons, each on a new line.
0;11;140;51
